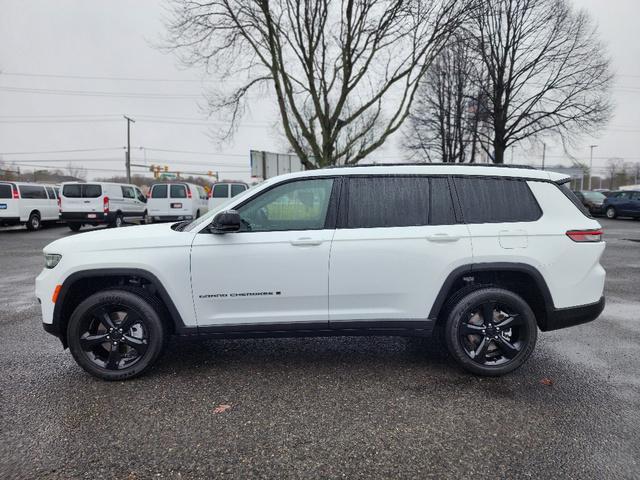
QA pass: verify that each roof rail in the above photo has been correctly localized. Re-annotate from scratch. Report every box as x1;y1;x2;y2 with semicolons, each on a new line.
324;162;537;170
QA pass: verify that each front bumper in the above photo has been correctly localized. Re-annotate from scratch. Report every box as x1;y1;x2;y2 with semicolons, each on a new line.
542;296;605;331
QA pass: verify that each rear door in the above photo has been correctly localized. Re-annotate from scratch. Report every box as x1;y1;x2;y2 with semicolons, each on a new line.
209;183;230;209
44;186;59;220
169;184;191;217
147;184;169;216
0;183;18;220
61;184;103;213
630;192;640;216
328;176;472;323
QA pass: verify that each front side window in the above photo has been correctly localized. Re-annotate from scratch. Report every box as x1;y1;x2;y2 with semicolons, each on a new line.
454;177;541;223
19;185;47;199
212;184;229;198
237;178;334;232
170;184;187;199
121;186;135;199
151;185;168;198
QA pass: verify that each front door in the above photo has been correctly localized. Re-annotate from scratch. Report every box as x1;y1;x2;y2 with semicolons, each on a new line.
191;177;338;326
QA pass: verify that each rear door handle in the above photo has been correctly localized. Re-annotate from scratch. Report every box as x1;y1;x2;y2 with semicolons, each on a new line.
290;237;322;246
426;233;460;243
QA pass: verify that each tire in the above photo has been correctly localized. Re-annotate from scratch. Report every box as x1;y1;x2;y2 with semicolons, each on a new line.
606;206;617;219
444;288;538;376
26;212;41;231
68;223;82;232
67;289;166;380
111;213;124;228
196;210;200;219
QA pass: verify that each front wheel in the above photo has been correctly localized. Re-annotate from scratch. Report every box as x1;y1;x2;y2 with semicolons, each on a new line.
67;289;166;380
444;288;538;376
606;207;617;219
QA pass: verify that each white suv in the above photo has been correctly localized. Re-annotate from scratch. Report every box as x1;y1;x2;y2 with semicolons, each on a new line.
36;165;606;380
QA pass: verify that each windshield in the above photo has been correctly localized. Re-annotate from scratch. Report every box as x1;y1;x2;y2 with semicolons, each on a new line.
581;191;606;202
183;183;261;232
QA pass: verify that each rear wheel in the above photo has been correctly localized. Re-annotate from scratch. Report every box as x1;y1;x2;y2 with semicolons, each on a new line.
67;289;166;380
112;213;124;228
26;212;41;231
68;223;82;232
444;288;537;376
606;206;617;219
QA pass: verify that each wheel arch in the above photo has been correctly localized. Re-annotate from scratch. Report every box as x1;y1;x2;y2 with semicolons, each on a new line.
53;268;187;347
429;263;555;331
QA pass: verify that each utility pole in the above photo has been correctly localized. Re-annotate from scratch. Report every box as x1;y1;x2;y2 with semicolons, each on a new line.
541;143;546;170
124;115;136;183
588;145;598;190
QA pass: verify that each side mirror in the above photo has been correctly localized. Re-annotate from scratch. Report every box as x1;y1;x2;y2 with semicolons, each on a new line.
209;210;241;234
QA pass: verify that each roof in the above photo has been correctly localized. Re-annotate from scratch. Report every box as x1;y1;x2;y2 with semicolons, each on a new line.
268;163;569;183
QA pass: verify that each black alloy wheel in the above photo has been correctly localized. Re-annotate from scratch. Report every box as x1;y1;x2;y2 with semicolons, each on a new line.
445;288;537;376
67;289;165;380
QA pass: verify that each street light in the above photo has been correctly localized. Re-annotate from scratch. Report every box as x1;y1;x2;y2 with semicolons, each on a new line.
588;145;598;190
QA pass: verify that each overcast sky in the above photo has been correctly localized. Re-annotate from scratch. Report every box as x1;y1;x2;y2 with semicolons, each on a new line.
0;0;638;181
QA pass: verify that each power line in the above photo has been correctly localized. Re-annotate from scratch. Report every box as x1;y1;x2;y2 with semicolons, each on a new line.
0;147;124;155
0;86;202;99
0;72;215;83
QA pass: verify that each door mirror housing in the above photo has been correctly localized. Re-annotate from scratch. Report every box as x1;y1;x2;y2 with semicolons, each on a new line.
209;210;241;234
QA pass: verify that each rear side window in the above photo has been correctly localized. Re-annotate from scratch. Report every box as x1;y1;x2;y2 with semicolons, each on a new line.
151;185;168;198
0;184;11;199
19;185;47;199
345;176;456;228
212;184;229;198
231;184;246;197
45;186;56;199
454;177;542;223
170;184;187;198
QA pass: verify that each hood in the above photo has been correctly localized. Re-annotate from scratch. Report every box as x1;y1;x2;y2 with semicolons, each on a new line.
43;222;194;255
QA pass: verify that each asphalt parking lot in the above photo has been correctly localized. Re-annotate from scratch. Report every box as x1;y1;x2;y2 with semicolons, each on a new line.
1;219;639;479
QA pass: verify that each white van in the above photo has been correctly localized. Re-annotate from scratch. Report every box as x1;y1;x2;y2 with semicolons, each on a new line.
0;182;60;230
208;181;249;211
147;182;208;223
60;182;147;231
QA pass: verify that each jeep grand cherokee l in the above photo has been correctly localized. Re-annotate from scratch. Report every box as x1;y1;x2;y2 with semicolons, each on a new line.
36;164;606;380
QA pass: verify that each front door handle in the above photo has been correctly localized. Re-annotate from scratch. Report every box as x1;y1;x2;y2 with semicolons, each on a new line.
426;233;460;243
290;237;322;246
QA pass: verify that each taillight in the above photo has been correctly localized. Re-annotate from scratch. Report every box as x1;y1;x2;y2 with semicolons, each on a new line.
566;229;603;242
12;185;20;199
186;185;192;199
57;197;61;211
208;189;212;199
103;196;110;213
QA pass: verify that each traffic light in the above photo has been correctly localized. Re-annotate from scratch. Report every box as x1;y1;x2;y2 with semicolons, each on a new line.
164;165;169;172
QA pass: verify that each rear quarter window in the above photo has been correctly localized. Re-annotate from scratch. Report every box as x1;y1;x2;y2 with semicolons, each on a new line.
558;183;591;217
0;184;12;199
454;177;542;223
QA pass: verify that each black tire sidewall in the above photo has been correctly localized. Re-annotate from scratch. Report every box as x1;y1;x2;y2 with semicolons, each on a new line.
68;223;81;232
67;289;165;380
444;288;538;376
27;213;41;231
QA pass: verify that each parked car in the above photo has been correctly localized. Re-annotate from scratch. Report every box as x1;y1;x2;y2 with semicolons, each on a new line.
37;164;605;380
208;181;249;211
573;190;607;216
146;182;207;223
60;182;147;231
0;181;60;230
602;190;640;219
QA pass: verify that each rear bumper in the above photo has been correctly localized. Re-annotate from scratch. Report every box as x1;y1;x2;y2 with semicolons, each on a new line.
61;212;115;224
543;296;605;331
0;216;21;226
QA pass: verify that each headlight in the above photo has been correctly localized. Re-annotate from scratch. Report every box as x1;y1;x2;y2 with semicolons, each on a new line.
44;253;62;269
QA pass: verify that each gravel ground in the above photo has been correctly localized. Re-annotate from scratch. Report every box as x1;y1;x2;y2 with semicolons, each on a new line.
1;219;639;479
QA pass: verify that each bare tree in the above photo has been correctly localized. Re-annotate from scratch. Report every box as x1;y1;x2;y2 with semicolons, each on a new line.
472;0;612;164
166;0;474;168
405;34;483;162
606;158;624;190
66;163;87;181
